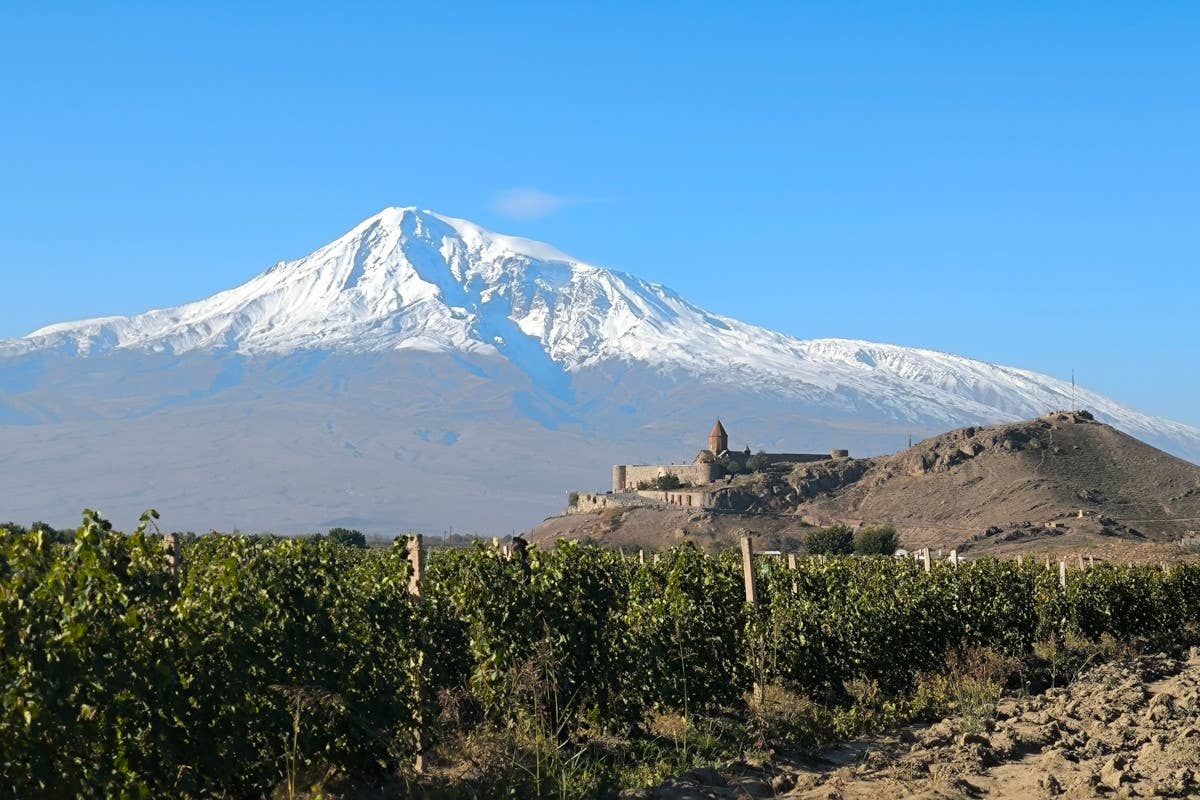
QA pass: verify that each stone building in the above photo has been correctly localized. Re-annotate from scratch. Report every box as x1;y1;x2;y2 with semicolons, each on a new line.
609;421;848;493
708;419;728;455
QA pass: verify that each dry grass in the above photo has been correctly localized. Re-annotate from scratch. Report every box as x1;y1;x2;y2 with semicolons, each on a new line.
910;647;1018;731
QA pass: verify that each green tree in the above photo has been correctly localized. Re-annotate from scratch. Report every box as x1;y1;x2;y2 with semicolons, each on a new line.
30;521;73;545
637;474;684;491
745;451;771;472
804;524;854;555
717;452;748;476
654;474;683;490
854;523;900;555
326;527;367;548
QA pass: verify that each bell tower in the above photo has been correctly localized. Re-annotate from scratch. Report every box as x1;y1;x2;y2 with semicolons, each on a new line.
708;420;728;455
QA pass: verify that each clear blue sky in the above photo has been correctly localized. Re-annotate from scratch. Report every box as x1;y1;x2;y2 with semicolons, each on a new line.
2;3;1197;425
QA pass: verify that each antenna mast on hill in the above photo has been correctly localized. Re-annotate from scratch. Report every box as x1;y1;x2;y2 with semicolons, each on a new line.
1071;369;1076;412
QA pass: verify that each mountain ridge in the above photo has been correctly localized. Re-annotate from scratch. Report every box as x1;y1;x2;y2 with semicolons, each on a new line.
4;206;1197;460
1;207;1197;533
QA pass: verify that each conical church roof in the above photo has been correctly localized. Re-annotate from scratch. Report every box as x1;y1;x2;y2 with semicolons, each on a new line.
710;420;727;438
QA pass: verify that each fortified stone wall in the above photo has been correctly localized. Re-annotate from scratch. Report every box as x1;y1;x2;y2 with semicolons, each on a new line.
566;492;644;515
636;489;715;509
761;452;848;464
614;463;721;492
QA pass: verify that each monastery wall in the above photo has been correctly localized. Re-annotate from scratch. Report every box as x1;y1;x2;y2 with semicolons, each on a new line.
613;463;721;492
635;489;715;509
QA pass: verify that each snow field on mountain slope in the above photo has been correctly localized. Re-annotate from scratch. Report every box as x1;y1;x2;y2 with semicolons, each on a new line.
5;206;1198;453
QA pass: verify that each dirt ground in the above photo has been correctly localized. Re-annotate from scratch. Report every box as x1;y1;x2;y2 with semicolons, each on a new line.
529;506;814;553
623;649;1200;799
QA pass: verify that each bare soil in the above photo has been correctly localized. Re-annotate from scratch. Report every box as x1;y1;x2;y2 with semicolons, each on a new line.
623;650;1200;799
528;506;814;554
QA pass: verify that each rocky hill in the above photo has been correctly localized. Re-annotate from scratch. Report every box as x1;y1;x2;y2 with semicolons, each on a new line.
799;411;1200;554
532;412;1200;560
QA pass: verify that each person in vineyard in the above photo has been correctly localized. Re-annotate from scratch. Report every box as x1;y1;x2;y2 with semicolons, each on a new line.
511;535;531;583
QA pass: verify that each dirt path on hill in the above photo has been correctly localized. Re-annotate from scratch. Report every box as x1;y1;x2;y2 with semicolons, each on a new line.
623;650;1200;799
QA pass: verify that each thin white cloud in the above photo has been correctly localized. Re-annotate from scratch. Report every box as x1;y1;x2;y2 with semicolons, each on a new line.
490;187;595;221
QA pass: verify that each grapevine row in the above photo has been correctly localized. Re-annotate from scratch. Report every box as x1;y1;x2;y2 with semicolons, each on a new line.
2;514;1197;796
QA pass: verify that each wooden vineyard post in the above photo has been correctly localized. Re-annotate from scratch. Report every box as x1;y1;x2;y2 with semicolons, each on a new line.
408;534;425;596
787;552;798;594
740;534;758;606
949;549;958;567
921;548;931;575
1088;554;1095;568
162;533;181;580
740;533;763;703
1058;559;1067;588
1016;554;1024;567
1077;553;1085;570
407;535;425;774
638;549;645;566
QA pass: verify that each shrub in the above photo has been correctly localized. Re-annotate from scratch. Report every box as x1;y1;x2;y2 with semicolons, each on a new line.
636;474;684;491
717;453;749;476
625;544;749;710
0;511;183;796
176;535;420;793
424;541;635;726
326;527;367;548
745;451;771;473
854;524;900;555
30;521;74;544
804;525;854;555
1064;563;1184;645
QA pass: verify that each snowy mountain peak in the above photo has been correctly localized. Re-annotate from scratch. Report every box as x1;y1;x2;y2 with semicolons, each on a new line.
4;207;1200;464
11;207;708;371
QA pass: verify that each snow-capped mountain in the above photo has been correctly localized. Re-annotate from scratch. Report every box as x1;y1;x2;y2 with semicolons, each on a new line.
2;207;1197;534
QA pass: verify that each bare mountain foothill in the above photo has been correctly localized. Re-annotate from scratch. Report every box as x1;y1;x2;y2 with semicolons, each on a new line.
531;411;1200;562
529;505;816;555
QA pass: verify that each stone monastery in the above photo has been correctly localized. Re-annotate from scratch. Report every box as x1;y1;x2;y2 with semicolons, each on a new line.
569;421;849;514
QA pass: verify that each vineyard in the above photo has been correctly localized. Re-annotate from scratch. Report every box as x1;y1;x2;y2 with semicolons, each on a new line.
3;513;1200;798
